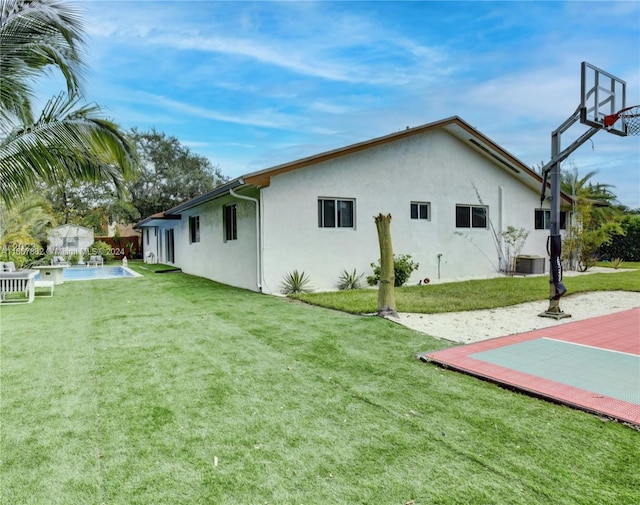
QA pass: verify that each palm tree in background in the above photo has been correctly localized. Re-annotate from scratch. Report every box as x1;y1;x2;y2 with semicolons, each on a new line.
560;166;623;270
0;0;136;207
0;194;54;248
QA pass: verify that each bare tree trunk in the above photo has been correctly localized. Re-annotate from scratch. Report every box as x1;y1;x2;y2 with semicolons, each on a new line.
375;213;397;318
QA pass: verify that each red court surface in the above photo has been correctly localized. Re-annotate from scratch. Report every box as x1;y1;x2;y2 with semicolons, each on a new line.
420;308;640;426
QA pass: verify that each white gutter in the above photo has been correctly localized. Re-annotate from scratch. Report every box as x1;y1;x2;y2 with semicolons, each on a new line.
229;188;262;292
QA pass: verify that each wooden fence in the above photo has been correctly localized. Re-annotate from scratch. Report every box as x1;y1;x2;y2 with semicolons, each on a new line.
94;236;142;260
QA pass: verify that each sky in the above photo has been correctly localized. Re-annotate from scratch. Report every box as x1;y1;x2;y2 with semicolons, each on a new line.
45;1;640;207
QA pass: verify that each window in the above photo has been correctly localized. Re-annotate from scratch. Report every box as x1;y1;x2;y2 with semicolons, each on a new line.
318;198;355;228
189;216;200;243
410;202;430;220
456;205;487;228
535;210;567;230
166;229;174;263
62;236;78;248
224;204;237;241
146;229;149;245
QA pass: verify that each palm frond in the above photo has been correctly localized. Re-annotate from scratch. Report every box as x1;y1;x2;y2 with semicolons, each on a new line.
0;93;137;206
0;0;85;114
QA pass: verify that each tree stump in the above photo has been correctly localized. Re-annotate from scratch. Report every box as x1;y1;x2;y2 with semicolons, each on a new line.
375;213;397;318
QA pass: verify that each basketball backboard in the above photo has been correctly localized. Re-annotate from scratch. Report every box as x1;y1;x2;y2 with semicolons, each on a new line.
580;61;627;136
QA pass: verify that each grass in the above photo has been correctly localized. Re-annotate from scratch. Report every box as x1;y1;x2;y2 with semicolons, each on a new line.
135;262;182;273
1;263;638;504
597;260;640;270
294;268;640;314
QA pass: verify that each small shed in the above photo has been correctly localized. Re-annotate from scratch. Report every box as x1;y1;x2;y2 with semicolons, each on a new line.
48;224;94;256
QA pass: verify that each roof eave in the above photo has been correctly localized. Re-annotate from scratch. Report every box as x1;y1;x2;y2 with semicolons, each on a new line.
242;116;464;187
163;178;245;215
441;121;573;205
240;115;571;203
134;213;181;229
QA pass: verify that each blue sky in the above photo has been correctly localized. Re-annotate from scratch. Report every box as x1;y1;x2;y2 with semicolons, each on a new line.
51;1;640;207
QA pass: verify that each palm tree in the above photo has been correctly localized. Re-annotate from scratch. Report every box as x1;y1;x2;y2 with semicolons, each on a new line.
0;194;54;266
0;0;135;207
561;166;623;270
0;194;53;246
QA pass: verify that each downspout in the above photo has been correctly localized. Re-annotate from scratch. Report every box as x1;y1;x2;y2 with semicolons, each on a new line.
498;186;504;237
498;186;504;271
229;187;262;292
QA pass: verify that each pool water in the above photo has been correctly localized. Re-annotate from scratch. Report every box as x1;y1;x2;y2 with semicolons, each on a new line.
37;266;141;281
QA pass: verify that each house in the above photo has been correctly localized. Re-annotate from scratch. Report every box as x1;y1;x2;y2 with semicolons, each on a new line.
47;224;94;257
135;116;571;294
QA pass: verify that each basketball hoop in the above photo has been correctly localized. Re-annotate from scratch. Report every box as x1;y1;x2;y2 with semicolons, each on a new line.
604;105;640;135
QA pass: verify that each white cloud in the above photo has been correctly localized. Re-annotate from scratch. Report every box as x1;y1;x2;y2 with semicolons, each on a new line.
77;0;639;207
140;93;297;130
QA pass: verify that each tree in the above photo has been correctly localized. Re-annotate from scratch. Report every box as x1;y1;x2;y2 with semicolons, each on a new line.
561;167;624;270
127;128;228;219
597;214;640;262
42;178;137;232
41;128;228;228
561;167;621;224
374;213;397;317
0;0;135;207
0;195;54;267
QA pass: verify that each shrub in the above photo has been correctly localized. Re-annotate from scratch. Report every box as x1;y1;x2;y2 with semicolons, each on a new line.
126;241;137;258
337;269;364;290
367;254;419;287
281;270;312;294
84;240;114;262
0;250;28;269
610;257;624;269
597;215;640;261
28;254;53;267
500;226;529;275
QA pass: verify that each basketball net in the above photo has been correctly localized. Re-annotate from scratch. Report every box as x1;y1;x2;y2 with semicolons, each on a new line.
604;105;640;136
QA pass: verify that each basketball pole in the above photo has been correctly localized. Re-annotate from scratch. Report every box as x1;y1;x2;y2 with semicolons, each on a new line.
539;108;599;319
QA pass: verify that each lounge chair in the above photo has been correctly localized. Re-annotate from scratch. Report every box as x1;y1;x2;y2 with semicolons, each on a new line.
0;268;36;304
87;255;104;267
1;261;17;272
51;256;70;267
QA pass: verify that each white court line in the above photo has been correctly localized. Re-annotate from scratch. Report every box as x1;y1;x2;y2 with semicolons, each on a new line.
541;337;639;358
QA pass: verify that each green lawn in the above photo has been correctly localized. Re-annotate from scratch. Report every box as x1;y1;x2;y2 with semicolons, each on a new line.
294;268;640;314
1;264;638;504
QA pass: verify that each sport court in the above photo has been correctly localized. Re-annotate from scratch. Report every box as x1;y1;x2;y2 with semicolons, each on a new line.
420;308;640;426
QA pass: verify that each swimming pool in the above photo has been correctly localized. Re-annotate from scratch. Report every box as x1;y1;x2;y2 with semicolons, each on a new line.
36;266;142;282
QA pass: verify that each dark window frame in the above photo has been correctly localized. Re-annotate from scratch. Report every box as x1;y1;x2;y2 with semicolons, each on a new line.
189;215;200;243
410;201;430;220
456;205;488;229
62;236;79;248
224;204;237;241
318;198;355;229
535;209;567;230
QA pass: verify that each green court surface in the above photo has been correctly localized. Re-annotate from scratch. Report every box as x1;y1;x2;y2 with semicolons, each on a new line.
421;309;640;424
470;338;640;405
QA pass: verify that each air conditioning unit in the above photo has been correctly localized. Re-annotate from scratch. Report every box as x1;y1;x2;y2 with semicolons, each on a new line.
515;255;546;275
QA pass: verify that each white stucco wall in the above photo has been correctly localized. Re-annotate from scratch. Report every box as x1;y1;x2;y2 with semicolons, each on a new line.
157;196;258;291
47;224;94;256
260;129;557;294
142;227;160;263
